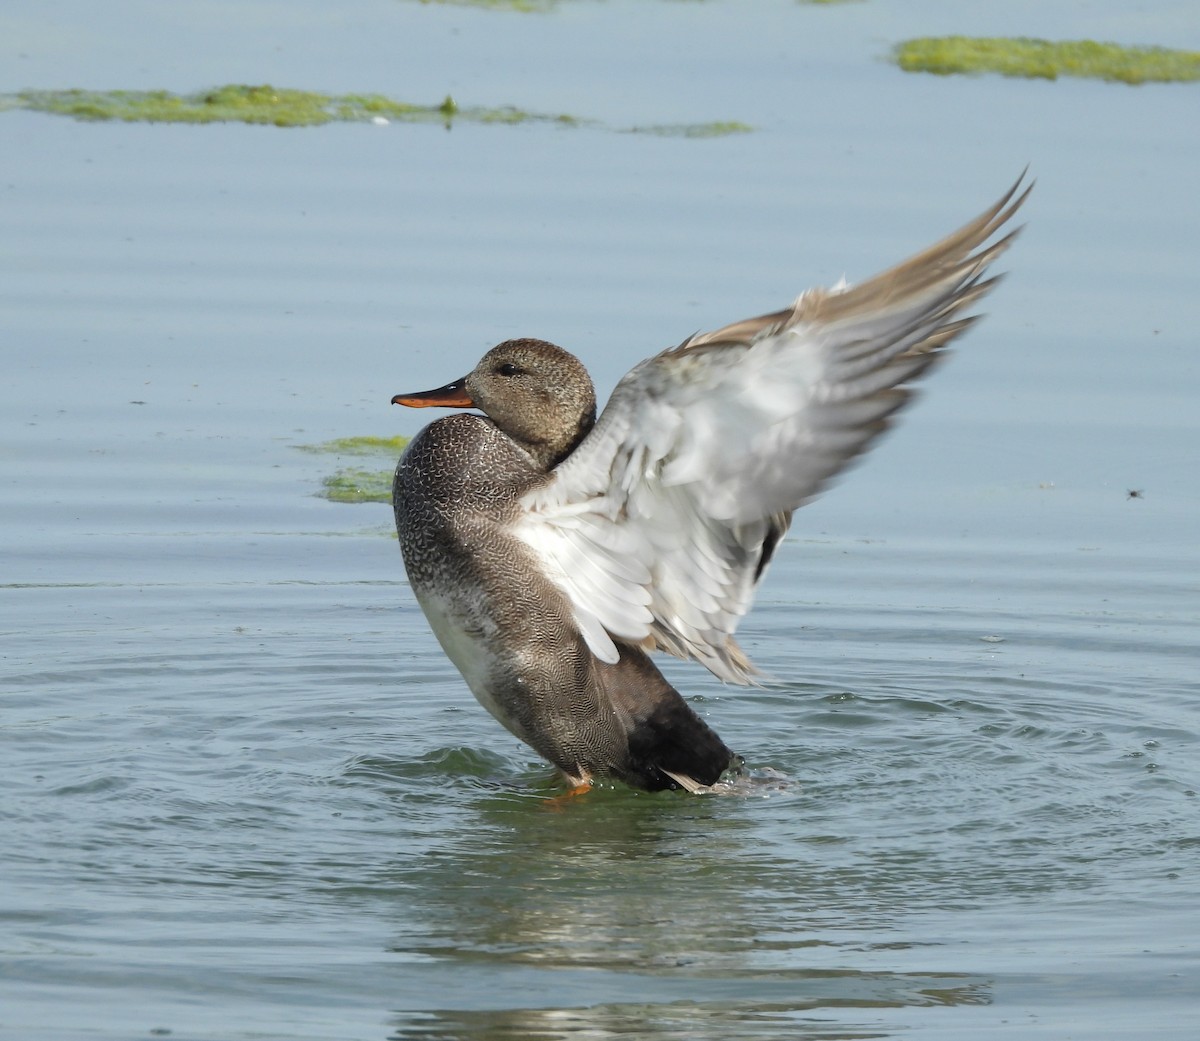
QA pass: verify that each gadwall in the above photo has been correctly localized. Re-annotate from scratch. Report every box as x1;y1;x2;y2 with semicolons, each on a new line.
391;176;1030;793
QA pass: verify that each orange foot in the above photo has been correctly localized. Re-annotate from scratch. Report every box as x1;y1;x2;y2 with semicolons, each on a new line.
542;779;593;811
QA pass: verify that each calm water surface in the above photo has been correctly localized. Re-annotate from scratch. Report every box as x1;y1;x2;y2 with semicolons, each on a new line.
3;1;1199;1038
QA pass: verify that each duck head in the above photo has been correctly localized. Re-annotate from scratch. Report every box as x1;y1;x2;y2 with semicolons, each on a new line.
393;338;597;471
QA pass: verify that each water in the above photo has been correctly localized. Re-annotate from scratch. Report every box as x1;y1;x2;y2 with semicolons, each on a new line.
3;1;1199;1038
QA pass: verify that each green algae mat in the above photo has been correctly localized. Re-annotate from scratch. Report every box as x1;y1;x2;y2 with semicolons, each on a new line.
12;40;1193;137
6;85;751;135
895;37;1200;85
296;436;408;505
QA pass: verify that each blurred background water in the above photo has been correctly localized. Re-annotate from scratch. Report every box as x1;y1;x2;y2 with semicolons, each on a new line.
2;1;1198;1038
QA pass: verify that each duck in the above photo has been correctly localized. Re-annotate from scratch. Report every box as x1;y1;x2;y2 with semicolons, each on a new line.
390;176;1030;793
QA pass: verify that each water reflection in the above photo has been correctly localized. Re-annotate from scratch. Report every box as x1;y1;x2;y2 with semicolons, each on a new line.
387;973;991;1041
372;784;993;1040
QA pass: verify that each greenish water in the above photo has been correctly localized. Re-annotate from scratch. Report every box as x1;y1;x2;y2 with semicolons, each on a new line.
3;1;1198;1039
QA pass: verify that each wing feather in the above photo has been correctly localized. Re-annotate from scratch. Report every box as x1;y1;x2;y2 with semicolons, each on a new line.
515;175;1031;683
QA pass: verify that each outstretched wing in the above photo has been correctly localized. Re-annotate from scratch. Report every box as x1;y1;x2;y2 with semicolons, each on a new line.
513;175;1031;683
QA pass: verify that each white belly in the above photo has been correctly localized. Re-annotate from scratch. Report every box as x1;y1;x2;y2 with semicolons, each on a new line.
412;586;519;736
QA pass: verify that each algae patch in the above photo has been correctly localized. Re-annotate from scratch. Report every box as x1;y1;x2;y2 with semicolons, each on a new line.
895;37;1200;85
297;435;408;504
321;468;395;505
626;120;753;139
297;435;411;457
14;86;581;128
9;85;747;136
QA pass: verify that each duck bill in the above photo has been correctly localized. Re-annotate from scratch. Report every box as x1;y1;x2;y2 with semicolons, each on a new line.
391;378;474;408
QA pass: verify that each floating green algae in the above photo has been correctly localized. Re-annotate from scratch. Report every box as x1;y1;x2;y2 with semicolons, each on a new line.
296;435;411;456
321;467;394;504
296;435;408;504
626;120;754;139
14;86;581;128
895;37;1200;85
9;84;747;135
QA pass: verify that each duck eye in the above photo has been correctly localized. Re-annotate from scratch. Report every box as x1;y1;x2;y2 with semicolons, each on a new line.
497;362;522;377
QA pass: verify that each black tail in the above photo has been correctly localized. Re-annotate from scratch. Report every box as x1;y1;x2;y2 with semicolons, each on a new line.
625;690;736;791
598;646;736;791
